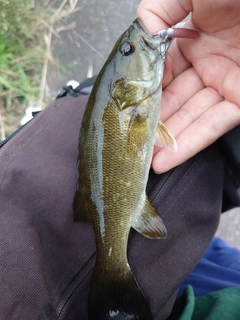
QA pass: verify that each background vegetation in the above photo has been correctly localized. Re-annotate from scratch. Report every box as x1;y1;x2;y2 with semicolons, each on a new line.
0;0;78;139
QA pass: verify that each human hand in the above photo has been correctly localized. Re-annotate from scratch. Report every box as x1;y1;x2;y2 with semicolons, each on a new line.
138;0;240;173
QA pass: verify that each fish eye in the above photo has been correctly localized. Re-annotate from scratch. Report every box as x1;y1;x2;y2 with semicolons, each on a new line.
119;42;135;56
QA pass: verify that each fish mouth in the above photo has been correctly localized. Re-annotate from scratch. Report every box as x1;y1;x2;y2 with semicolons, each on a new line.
133;18;163;51
132;18;151;37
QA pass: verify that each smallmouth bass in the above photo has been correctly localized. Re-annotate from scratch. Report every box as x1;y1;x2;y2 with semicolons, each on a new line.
74;18;176;320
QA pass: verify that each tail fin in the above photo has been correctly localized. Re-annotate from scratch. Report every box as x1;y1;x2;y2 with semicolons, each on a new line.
88;265;153;320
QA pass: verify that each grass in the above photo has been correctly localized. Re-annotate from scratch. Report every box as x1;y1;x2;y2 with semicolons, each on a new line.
0;0;78;138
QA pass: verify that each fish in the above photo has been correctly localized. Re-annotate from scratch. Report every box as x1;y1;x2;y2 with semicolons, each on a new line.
74;18;177;320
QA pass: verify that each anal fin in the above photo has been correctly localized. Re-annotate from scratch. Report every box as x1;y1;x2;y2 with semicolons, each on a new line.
132;196;167;239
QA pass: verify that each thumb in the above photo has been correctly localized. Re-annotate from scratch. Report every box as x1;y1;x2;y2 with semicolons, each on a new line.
137;0;193;34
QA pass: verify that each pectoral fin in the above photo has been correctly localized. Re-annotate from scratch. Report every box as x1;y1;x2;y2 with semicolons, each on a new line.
132;196;167;239
154;121;178;151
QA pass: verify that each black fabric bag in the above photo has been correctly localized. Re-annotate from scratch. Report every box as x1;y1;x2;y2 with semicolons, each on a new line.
0;90;239;319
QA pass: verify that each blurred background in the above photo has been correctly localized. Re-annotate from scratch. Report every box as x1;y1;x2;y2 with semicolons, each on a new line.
0;0;139;136
0;0;239;248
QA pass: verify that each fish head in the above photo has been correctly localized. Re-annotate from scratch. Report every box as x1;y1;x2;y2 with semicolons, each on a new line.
104;18;172;108
115;18;171;78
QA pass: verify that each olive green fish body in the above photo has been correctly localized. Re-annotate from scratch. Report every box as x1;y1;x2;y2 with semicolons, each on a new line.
74;18;172;320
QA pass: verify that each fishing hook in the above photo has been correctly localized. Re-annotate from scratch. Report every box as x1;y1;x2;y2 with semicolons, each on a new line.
153;27;199;59
152;28;174;60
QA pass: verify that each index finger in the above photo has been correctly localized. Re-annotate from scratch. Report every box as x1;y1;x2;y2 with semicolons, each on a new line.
137;0;193;34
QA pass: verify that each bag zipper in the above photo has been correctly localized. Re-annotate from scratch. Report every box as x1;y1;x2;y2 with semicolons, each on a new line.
0;121;31;150
147;158;194;205
0;111;42;150
56;251;96;319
